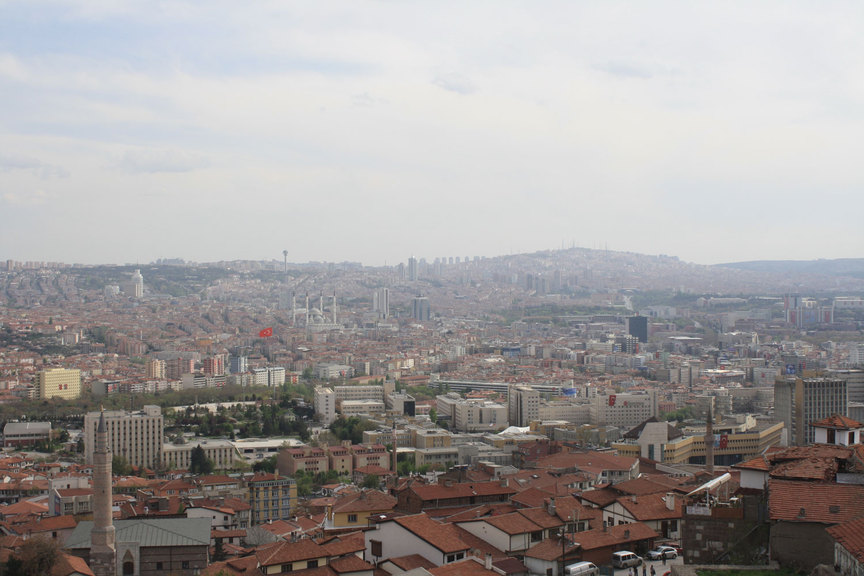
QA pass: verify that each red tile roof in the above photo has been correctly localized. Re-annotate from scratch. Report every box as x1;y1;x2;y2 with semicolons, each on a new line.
331;490;396;514
482;512;543;535
409;481;516;502
316;531;366;557
568;521;659;551
768;479;864;524
430;557;498;576
810;414;863;429
329;555;375;573
256;539;330;566
827;516;864;563
393;513;470;554
615;493;682;521
769;457;839;482
386;554;437;571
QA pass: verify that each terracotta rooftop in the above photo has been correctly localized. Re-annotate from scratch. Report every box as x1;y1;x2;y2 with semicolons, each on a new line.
616;493;682;521
316;531;366;557
331;490;396;514
393;513;470;554
482;512;544;535
768;479;864;524
408;481;516;501
386;554;438;571
568;521;659;551
827;516;864;564
769;457;839;482
256;538;330;566
429;557;498;576
810;414;863;430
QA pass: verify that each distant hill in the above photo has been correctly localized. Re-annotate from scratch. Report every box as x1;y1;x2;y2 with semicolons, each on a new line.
717;258;864;280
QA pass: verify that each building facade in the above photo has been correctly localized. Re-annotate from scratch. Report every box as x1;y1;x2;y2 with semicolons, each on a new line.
36;368;81;400
84;405;164;469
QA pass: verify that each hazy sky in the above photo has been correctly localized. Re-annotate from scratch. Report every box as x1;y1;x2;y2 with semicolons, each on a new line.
2;1;863;266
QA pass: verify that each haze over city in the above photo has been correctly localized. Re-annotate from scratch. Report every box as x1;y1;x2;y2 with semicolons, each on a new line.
2;1;863;266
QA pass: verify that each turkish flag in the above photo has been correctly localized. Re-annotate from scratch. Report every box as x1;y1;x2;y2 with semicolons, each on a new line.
258;327;273;338
719;435;728;449
609;395;616;407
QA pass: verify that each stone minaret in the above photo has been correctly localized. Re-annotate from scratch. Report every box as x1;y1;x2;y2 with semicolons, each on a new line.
705;402;715;475
90;411;116;576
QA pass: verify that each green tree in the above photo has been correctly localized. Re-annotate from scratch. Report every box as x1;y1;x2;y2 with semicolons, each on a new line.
361;474;380;489
252;455;276;474
189;444;214;475
15;536;60;576
112;454;132;476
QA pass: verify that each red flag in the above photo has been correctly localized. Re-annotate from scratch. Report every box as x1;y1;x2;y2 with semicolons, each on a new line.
258;327;273;338
608;395;616;407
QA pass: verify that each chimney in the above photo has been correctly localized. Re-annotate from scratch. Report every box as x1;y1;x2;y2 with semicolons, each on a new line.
666;493;675;511
631;495;637;504
485;553;493;570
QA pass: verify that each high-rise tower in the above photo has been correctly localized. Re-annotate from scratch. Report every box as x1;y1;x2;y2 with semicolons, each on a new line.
90;411;116;576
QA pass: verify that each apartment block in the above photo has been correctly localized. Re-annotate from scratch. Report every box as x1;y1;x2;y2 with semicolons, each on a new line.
36;368;81;400
84;405;164;469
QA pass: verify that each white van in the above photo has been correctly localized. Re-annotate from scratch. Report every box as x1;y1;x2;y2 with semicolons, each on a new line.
611;551;642;569
564;561;599;576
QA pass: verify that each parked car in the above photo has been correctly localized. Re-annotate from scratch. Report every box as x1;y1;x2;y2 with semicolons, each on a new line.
646;546;678;560
611;551;643;568
564;561;599;576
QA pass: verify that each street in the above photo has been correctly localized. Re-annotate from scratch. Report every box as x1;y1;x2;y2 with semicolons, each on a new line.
610;554;684;576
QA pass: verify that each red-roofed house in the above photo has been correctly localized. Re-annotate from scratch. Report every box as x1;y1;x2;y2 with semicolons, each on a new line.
769;479;864;571
811;414;864;446
601;492;682;540
827;516;864;576
364;513;470;566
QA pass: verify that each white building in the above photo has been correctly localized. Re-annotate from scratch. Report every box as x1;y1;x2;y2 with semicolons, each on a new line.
84;405;164;469
314;386;337;426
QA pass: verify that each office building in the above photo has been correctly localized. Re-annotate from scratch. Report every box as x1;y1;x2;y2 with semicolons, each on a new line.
592;391;659;429
84;405;164;469
229;355;248;374
408;256;418;281
373;287;390;320
35;367;81;400
412;296;430;322
626;315;648;343
508;385;540;427
774;377;847;445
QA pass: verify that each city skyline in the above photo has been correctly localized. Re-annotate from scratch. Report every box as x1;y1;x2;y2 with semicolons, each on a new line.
2;2;863;266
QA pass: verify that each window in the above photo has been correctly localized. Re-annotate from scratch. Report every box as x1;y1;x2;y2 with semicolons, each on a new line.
156;562;163;570
531;530;543;542
182;561;190;569
281;564;292;573
307;560;318;568
348;514;358;523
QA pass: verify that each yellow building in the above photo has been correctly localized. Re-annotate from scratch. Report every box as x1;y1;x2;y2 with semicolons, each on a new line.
248;473;297;525
325;489;397;529
36;368;81;400
612;418;783;465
